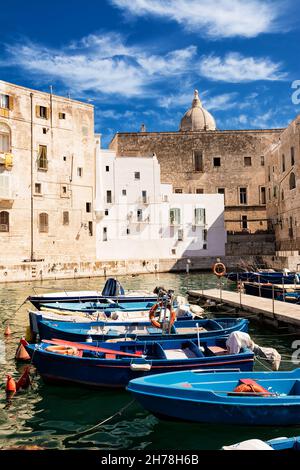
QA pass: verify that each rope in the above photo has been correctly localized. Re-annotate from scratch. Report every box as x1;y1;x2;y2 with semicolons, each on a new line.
2;299;28;326
255;356;273;371
63;399;136;445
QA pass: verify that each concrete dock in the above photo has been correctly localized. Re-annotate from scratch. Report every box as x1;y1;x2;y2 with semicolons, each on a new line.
188;289;300;330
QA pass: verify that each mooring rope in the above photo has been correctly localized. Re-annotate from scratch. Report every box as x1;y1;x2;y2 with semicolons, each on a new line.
63;399;136;445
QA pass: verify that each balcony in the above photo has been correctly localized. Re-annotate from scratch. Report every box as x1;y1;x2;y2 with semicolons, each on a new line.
0;152;13;169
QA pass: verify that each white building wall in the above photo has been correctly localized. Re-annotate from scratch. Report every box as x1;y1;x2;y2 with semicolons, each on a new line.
96;150;226;261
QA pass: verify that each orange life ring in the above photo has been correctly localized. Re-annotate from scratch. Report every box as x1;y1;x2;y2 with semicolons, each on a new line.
149;302;176;329
213;262;227;277
233;383;271;396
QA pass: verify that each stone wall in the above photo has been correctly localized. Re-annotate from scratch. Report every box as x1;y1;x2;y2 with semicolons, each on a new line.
110;129;282;233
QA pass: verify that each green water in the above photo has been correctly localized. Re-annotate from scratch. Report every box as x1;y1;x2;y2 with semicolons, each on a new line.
0;272;300;450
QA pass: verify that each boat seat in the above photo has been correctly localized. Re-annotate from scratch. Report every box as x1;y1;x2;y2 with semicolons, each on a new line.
164;349;192;360
207;346;228;356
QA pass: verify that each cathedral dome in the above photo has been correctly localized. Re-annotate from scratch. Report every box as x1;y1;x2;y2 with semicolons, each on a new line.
180;90;216;132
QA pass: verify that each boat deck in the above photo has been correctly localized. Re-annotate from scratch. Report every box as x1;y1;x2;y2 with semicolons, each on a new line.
188;289;300;330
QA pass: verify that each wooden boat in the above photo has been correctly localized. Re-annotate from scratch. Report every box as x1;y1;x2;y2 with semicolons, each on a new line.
244;282;300;302
223;436;300;450
27;278;157;310
226;270;298;285
36;318;249;343
127;368;300;425
25;337;254;389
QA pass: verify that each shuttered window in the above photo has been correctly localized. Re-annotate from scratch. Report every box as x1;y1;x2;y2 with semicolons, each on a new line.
39;213;49;233
170;208;181;225
63;211;69;225
0;94;9;109
195;208;206;225
37;145;48;170
0;174;11;199
0;211;9;232
0;133;9;152
36;106;49;119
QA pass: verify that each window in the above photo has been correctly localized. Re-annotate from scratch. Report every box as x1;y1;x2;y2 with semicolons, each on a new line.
194;151;203;172
106;166;110;172
77;167;83;177
63;211;69;225
61;185;69;197
39;213;49;233
170;208;181;225
244;157;252;167
213;157;221;167
0;132;10;152
261;156;265;166
36;106;49;119
34;183;42;195
86;202;92;213
59;112;66;120
0;211;9;232
106;190;112;204
218;188;225;202
195;208;206;225
126;228;130;235
242;216;248;230
0;94;9;109
43;128;47;135
260;187;266;205
88;221;93;237
103;227;107;241
268;166;271;182
63;156;67;162
178;229;184;241
268;188;271;201
142;190;147;203
122;189;127;196
290;172;296;190
291;147;295;166
37;145;48;170
240;188;247;205
282;154;285;173
273;185;277;198
282;190;285;201
196;188;204;194
105;209;109;216
203;229;208;242
137;209;143;222
174;188;183;194
134;172;140;180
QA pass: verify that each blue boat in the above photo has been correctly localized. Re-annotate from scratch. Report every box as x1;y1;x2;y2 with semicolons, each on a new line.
36;318;249;343
28;278;157;310
223;436;300;450
244;282;300;303
226;271;299;285
25;337;254;389
37;299;159;314
127;368;300;425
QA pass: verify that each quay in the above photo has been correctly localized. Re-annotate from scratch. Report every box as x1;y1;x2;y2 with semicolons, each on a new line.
188;288;300;331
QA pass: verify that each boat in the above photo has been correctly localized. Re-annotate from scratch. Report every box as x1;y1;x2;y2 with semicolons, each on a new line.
244;282;300;302
226;270;299;285
127;368;300;425
25;337;254;389
223;436;300;451
27;277;157;310
36;317;249;343
36;299;157;314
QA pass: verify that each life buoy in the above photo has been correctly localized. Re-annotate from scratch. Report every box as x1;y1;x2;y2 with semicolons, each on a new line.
213;262;227;277
149;302;176;329
233;383;271;397
45;345;78;356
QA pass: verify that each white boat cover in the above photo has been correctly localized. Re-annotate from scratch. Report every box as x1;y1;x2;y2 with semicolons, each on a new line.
226;331;255;355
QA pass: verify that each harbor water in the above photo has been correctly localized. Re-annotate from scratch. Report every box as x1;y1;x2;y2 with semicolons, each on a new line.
0;272;299;450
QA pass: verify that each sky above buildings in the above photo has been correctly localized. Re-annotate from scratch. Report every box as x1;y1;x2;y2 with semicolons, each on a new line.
0;0;300;147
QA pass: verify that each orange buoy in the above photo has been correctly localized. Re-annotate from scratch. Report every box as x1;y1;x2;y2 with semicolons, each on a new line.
16;366;31;391
15;342;31;362
4;324;12;336
6;375;16;397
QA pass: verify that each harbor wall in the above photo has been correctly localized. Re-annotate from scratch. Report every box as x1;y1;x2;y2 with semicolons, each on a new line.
0;253;299;284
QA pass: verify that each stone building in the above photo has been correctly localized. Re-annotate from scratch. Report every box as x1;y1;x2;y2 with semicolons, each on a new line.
110;90;283;234
0;80;97;264
266;115;300;252
95;150;226;262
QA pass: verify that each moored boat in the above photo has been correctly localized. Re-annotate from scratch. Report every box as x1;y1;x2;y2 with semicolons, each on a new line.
36;317;249;342
223;436;300;450
25;337;254;389
127;368;300;425
226;270;299;285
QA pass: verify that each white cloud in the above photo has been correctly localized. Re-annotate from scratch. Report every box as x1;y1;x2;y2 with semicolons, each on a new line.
110;0;283;38
5;35;197;98
203;92;238;111
199;53;287;82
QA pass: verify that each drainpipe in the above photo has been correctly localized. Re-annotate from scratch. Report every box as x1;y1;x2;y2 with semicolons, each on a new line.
30;93;34;261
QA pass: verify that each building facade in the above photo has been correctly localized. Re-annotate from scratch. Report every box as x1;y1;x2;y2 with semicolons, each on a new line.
95;150;226;262
266;115;300;252
0;80;97;264
110;91;283;234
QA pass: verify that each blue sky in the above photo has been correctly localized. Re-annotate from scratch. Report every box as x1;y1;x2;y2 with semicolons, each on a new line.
1;0;300;147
